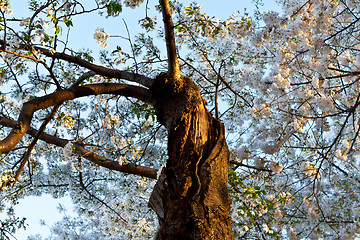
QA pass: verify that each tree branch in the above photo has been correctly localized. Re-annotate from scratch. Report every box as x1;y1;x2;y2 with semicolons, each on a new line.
0;83;155;153
230;160;272;172
0;39;154;88
159;0;180;79
13;71;96;185
37;46;154;87
0;116;158;179
215;61;224;119
13;104;61;185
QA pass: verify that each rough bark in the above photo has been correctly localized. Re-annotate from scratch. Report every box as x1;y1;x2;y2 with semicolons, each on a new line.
149;73;233;239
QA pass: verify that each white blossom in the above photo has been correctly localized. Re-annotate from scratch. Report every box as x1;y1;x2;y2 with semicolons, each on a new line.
118;155;125;165
238;145;250;160
260;141;280;154
269;161;283;174
110;136;127;149
94;28;110;48
104;115;120;128
62;142;76;161
136;178;147;188
20;18;30;27
262;224;273;234
301;161;319;177
335;149;348;162
46;6;53;16
0;4;12;15
124;0;143;8
308;207;319;220
287;227;299;240
274;207;283;221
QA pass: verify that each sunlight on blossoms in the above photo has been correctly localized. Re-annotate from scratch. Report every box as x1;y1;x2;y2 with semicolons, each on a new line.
300;161;319;178
104;115;121;128
0;170;14;191
268;161;283;174
0;2;12;15
94;27;110;48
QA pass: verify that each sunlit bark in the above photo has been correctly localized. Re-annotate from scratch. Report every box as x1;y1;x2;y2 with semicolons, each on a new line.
149;73;233;239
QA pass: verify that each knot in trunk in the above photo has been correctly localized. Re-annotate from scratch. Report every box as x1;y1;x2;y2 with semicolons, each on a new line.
150;72;202;129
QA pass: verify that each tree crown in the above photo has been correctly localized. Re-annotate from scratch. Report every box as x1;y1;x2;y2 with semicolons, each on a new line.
1;0;360;239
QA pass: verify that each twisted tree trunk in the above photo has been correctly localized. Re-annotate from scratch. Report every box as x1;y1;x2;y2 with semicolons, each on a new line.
149;73;233;239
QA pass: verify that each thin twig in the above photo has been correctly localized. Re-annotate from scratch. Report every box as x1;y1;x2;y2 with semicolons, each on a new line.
214;61;224;120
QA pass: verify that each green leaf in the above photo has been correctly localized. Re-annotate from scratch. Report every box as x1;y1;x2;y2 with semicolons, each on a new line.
63;18;73;27
54;25;62;35
107;1;122;17
112;46;122;54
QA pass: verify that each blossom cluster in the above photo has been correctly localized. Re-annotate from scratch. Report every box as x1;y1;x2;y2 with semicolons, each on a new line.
176;3;252;40
0;170;14;191
0;1;12;15
94;27;110;48
124;0;144;9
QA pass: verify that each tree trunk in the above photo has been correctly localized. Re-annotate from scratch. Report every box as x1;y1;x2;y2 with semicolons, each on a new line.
149;74;233;239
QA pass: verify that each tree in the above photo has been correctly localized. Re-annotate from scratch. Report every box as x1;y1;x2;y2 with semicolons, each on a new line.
1;0;360;239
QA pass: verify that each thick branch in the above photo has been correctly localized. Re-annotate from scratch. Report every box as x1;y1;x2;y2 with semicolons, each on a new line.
0;116;157;179
0;39;154;88
13;71;96;184
13;104;61;185
0;83;155;153
159;0;180;79
39;47;154;87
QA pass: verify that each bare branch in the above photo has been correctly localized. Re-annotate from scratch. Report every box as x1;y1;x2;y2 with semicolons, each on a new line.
324;17;360;42
230;160;272;172
215;61;224;120
70;71;96;87
0;39;154;88
35;45;155;88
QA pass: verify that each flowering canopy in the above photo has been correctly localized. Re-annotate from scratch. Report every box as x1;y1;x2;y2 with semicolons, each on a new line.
1;0;360;239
